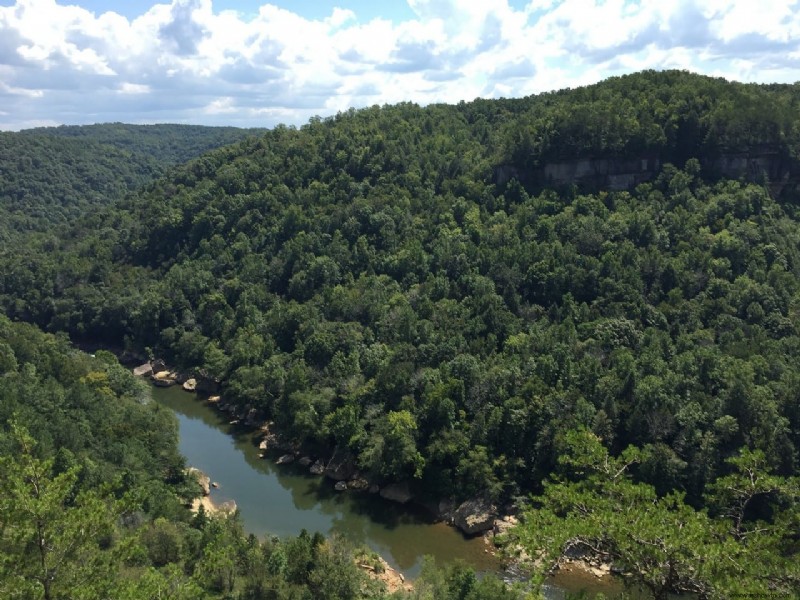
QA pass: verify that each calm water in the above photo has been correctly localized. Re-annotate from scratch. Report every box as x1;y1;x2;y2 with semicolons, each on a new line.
151;384;498;577
152;384;629;597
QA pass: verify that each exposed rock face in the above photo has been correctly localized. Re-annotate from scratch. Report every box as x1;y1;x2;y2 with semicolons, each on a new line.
276;454;295;465
495;148;800;198
183;378;197;392
379;482;413;504
452;498;497;535
186;467;211;496
324;447;356;481
493;515;519;536
309;461;325;475
151;359;168;375
334;481;348;491
133;363;153;377
152;371;178;387
541;156;660;191
348;478;369;491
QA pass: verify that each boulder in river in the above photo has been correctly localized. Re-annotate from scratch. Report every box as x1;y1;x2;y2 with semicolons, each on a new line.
379;482;413;504
183;378;197;392
334;481;348;491
152;371;178;387
452;498;497;535
133;363;153;377
151;359;168;375
276;454;295;465
309;461;325;475
298;456;313;467
324;447;357;481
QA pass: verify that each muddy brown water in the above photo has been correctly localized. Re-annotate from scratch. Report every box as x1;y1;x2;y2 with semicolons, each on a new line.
152;384;631;597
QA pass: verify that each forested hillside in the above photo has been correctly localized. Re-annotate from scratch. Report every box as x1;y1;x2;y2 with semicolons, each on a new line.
2;70;800;596
18;123;266;165
0;123;263;236
0;315;511;599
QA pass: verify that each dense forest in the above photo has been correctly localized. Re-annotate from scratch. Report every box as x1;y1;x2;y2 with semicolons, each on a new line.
0;315;513;599
2;70;800;597
0;124;263;236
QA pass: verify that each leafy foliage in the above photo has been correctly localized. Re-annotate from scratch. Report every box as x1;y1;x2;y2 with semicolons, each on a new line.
3;70;800;595
0;123;263;237
511;430;799;598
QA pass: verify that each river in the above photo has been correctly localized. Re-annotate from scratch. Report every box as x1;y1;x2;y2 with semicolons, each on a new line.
152;383;628;597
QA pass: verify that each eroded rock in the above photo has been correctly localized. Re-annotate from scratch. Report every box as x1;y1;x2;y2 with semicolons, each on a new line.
452;498;497;535
133;363;153;377
152;371;178;387
493;515;519;536
324;447;356;481
151;359;168;375
186;467;211;496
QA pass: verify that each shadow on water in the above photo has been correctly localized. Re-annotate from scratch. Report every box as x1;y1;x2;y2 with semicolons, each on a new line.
151;384;498;577
153;384;647;597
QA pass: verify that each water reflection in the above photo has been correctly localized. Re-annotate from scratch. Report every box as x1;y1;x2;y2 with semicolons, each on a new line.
153;384;636;596
152;384;498;577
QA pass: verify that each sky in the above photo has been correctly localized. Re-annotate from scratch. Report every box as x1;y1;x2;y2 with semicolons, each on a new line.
0;0;798;131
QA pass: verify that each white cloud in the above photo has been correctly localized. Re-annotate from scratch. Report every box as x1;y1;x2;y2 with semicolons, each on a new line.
0;0;798;129
119;82;151;94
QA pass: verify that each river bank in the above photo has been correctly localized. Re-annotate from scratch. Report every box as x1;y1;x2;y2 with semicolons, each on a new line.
134;358;506;537
141;360;627;597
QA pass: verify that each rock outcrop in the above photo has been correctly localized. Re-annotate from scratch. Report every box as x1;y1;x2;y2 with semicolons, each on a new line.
183;378;197;392
379;482;413;504
493;514;519;536
495;147;800;199
324;447;357;481
452;498;497;535
186;467;211;496
152;370;179;387
151;359;168;375
133;363;153;377
276;454;295;465
348;478;369;491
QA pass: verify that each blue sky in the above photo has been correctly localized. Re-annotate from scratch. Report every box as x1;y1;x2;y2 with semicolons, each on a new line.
62;1;419;22
0;0;798;130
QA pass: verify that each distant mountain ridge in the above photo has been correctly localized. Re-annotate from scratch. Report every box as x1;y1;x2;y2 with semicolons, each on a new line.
17;122;266;165
0;123;265;235
2;70;800;596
